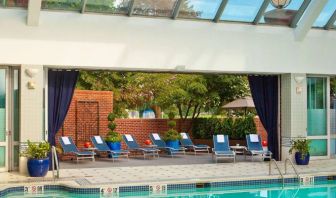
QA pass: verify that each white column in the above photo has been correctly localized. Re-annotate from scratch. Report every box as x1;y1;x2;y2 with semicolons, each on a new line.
27;0;42;26
20;65;44;142
281;73;307;160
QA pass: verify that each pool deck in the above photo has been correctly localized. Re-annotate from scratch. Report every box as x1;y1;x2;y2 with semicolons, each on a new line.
1;154;336;191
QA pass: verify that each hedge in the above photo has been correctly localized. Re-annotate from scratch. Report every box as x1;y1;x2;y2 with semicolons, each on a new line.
191;115;257;140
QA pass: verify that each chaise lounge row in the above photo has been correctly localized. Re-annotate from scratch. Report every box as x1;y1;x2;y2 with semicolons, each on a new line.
59;133;272;163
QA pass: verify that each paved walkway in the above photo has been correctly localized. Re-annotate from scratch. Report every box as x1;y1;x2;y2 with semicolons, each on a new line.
1;157;336;189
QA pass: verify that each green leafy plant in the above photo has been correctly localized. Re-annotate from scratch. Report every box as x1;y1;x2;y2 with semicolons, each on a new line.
163;119;181;141
289;138;311;159
105;112;122;143
168;112;175;120
163;129;182;141
105;131;122;143
167;120;176;128
192;115;256;139
23;140;50;159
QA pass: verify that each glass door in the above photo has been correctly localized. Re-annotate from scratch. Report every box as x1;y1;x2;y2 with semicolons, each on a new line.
9;69;20;170
331;77;336;158
307;77;328;157
0;69;7;172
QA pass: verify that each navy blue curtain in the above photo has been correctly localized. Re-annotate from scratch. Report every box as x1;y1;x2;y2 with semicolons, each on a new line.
48;70;78;147
248;75;279;160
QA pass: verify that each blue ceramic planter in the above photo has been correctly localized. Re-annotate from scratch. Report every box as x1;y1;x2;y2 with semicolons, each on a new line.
106;142;121;158
27;158;49;177
295;152;310;165
166;140;179;149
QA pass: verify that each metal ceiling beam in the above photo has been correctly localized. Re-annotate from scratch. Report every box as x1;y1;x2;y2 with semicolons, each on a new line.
324;10;336;30
290;0;311;28
213;0;228;23
81;0;87;13
27;0;42;26
294;0;328;41
128;0;135;17
253;0;270;25
172;0;183;19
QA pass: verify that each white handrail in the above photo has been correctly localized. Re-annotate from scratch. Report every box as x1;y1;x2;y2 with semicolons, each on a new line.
269;159;284;187
285;158;300;181
51;146;59;180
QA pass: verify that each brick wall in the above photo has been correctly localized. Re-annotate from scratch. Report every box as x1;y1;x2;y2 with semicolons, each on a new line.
254;116;268;142
56;90;113;149
115;119;192;148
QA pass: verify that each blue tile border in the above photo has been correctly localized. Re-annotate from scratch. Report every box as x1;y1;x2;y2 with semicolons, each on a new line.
0;175;335;197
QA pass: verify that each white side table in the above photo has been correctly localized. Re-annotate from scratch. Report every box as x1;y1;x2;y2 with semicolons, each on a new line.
230;146;247;155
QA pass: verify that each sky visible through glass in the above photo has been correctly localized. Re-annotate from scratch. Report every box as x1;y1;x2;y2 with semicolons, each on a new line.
313;0;336;27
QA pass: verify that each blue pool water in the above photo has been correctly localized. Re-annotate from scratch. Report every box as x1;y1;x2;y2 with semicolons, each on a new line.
3;180;336;197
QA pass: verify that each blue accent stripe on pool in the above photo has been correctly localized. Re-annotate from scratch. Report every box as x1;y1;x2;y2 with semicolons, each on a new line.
0;175;334;196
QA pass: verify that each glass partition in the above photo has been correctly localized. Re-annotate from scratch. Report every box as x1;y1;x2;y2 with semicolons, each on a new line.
0;69;6;170
307;77;328;157
220;0;264;23
313;0;336;27
178;0;222;20
85;0;131;14
42;0;82;11
133;0;177;17
6;0;28;7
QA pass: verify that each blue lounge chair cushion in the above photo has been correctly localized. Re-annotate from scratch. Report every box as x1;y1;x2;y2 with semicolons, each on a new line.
91;136;129;154
213;135;231;152
123;134;159;153
149;133;184;152
60;137;95;155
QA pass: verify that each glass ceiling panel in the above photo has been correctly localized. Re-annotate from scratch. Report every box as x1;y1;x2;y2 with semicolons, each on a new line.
220;0;264;23
313;0;336;27
6;0;28;7
85;0;131;14
133;0;177;17
42;0;82;11
178;0;222;20
260;0;304;24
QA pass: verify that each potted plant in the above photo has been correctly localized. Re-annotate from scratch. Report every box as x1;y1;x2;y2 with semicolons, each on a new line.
105;113;122;151
23;140;50;177
289;138;311;165
163;120;182;149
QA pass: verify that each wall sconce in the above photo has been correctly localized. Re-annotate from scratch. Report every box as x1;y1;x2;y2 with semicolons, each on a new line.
25;68;39;90
294;76;305;84
25;68;39;78
27;81;36;89
294;76;305;94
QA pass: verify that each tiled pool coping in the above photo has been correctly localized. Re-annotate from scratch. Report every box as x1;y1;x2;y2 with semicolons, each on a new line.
1;175;336;197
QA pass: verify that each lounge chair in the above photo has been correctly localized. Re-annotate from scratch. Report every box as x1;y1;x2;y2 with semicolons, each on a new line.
245;134;272;161
90;136;129;161
122;134;160;159
59;136;95;163
212;135;235;163
180;132;210;155
150;133;185;157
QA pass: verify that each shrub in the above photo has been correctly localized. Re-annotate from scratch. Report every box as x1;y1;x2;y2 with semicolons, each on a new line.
168;112;175;120
105;112;122;143
167;120;176;129
105;131;122;143
192;115;257;139
163;129;182;141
